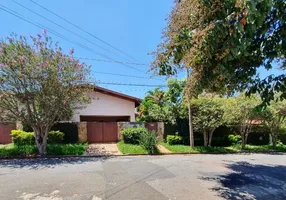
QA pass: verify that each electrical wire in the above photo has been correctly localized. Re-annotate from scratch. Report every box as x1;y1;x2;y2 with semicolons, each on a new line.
12;0;132;61
76;57;147;66
96;81;166;87
0;4;150;74
91;71;156;80
30;0;140;62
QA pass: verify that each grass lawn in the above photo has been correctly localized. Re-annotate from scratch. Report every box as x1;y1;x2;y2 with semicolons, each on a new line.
0;143;88;156
160;142;286;153
117;141;147;154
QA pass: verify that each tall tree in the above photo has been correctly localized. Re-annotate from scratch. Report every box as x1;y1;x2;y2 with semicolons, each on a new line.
151;0;285;105
0;33;91;156
223;95;261;150
260;99;286;148
137;78;186;124
191;95;224;146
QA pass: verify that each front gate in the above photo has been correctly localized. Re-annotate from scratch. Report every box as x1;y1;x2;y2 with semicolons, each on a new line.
87;122;118;143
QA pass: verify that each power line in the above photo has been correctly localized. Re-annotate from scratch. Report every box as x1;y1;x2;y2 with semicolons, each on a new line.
0;5;114;60
96;81;166;87
30;0;140;62
12;0;130;61
91;71;154;80
76;57;147;66
0;4;148;73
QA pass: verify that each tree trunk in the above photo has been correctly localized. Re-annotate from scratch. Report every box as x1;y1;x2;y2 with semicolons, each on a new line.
272;134;277;149
188;99;195;148
241;133;246;150
208;130;214;147
186;68;194;148
203;131;208;147
240;125;248;151
269;134;273;146
245;133;249;145
33;127;49;157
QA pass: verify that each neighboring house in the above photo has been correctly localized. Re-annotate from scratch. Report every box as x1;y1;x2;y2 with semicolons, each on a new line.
72;86;142;123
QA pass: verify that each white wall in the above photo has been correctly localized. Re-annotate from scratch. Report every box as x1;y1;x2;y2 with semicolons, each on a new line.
72;91;136;122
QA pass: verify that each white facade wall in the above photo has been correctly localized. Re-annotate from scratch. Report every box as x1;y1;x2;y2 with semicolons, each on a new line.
72;91;136;122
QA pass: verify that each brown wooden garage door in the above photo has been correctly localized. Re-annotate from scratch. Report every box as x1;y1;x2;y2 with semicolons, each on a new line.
87;122;118;143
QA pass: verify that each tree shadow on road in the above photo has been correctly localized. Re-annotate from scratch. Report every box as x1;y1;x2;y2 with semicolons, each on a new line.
0;156;112;170
201;161;286;200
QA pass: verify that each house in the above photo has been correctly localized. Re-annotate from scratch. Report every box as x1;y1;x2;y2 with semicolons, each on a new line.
72;86;142;123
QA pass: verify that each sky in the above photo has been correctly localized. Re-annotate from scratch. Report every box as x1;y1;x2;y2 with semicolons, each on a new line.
0;0;179;98
0;0;283;99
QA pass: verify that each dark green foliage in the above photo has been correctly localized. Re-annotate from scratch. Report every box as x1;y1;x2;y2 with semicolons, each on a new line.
22;123;33;132
46;143;87;155
166;135;183;145
247;132;269;145
0;144;38;156
47;131;64;144
164;119;189;139
23;122;79;143
139;131;158;154
11;130;64;145
228;135;242;145
121;127;148;144
51;123;78;143
0;143;87;156
10;130;35;145
137;79;186;124
279;133;286;144
152;0;286;104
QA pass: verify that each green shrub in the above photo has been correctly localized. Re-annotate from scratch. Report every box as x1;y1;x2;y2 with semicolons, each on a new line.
121;127;148;144
0;143;87;156
228;134;241;145
47;143;87;155
139;131;158;154
167;135;183;145
48;130;64;144
11;130;35;145
11;130;65;145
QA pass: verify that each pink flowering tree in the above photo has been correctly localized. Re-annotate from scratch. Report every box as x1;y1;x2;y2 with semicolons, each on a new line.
0;32;91;156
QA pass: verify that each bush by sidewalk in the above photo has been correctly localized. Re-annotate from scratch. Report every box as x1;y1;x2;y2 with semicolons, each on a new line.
11;130;64;145
0;143;87;157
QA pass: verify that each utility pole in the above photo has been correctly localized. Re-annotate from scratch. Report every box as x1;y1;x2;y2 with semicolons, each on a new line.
187;68;194;148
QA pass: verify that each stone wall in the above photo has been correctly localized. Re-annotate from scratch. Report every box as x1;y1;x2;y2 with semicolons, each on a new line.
78;122;87;143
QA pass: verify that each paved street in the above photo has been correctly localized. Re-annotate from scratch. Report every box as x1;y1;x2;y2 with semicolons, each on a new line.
0;154;286;200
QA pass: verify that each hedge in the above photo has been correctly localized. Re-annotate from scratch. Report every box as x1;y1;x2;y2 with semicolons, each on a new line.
166;135;183;145
121;127;148;144
23;122;78;143
11;130;64;145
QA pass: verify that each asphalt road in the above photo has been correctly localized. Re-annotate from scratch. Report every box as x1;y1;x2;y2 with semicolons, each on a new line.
0;154;286;200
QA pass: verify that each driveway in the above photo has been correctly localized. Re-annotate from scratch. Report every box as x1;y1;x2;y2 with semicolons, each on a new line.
86;143;121;156
0;154;285;200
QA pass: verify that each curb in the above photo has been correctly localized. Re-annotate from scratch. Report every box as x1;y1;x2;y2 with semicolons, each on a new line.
1;150;285;159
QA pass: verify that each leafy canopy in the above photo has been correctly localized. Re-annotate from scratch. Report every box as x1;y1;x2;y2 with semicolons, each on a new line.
0;32;91;155
137;78;186;124
191;95;224;133
151;0;285;103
